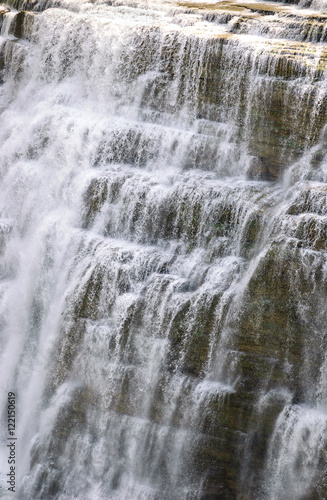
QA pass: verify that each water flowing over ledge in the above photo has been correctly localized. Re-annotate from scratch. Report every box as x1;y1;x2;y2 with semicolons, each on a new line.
0;0;327;498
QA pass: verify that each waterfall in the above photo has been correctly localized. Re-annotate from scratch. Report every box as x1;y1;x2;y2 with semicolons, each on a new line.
1;0;327;498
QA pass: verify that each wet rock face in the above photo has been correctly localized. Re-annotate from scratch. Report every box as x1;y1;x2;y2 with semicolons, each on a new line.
2;3;327;179
1;1;327;500
12;11;36;39
43;174;327;499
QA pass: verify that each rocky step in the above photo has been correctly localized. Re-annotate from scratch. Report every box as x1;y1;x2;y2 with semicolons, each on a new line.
1;0;45;11
80;166;276;257
173;0;327;42
0;8;36;39
50;228;245;384
2;5;327;179
287;182;327;215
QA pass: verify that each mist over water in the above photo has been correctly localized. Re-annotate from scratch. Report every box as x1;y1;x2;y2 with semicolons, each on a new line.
1;0;327;498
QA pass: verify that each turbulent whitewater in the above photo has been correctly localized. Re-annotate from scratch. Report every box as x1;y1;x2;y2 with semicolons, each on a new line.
1;0;327;498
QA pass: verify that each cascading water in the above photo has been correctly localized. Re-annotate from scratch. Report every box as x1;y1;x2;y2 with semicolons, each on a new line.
1;0;327;498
